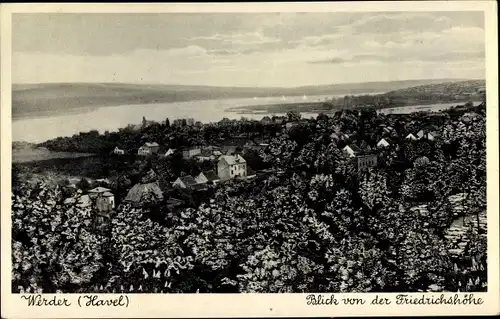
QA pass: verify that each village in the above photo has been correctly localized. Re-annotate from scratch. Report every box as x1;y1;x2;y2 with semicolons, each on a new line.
11;98;486;295
66;104;484;244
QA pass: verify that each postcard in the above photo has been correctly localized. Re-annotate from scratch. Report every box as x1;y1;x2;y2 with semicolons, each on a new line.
1;1;499;318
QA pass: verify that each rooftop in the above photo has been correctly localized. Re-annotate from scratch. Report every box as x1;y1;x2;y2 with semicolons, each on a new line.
345;144;363;154
220;154;246;165
201;170;219;181
124;182;164;203
88;186;111;193
144;142;159;147
177;175;198;186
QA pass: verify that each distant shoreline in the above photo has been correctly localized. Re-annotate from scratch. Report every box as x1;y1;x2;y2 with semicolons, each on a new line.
12;78;483;121
225;98;478;114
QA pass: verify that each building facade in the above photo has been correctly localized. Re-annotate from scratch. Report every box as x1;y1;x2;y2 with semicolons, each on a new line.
217;155;247;180
172;176;198;189
138;142;160;156
195;170;220;185
87;187;115;212
113;146;125;155
357;154;378;171
377;138;390;148
182;148;202;159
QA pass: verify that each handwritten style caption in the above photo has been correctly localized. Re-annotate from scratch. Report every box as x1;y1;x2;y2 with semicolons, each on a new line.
306;293;484;306
21;294;129;308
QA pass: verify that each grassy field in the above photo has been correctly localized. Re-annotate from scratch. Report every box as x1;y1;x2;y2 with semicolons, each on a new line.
12;147;94;164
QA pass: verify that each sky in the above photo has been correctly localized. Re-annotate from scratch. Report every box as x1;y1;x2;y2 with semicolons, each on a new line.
12;12;485;87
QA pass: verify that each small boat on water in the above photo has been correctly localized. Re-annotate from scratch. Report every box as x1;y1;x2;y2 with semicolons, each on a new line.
303;94;308;100
281;95;286;101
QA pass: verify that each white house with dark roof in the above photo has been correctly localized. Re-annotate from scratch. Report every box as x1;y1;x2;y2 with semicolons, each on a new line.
195;170;220;185
163;148;176;157
124;182;164;205
377;138;391;148
343;144;362;158
182;147;202;159
113;146;125;155
405;133;418;141
88;186;115;212
172;175;198;189
138;142;160;156
217;154;247;180
417;129;440;141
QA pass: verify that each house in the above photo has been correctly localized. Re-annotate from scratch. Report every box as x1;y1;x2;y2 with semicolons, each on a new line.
95;178;110;185
357;154;378;171
163;148;176;157
343;144;363;158
261;116;272;125
124;182;164;205
417;129;440;141
428;131;440;141
113;146;125;155
183;148;202;159
217;154;247;180
377;138;391;148
286;122;299;130
405;133;418;141
138;142;160;156
218;118;233;126
76;194;92;208
460;112;481;123
195;170;220;185
172;175;198;189
196;156;211;162
416;130;426;140
88;187;115;212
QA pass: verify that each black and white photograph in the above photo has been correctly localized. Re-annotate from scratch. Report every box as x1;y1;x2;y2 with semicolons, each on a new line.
2;3;498;312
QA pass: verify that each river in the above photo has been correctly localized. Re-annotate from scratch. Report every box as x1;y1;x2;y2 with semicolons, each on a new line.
378;102;480;115
12;95;471;143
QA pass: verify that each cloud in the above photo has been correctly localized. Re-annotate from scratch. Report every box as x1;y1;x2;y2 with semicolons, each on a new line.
349;12;477;35
12;12;486;87
308;50;485;65
291;33;344;47
186;31;280;45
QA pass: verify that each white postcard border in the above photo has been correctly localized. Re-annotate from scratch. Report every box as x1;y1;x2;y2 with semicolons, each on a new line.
1;2;499;318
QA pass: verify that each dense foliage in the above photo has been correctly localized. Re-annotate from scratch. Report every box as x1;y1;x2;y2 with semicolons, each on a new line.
12;104;487;293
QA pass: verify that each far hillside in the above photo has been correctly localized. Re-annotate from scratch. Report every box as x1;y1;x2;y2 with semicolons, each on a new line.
384;80;486;98
12;78;473;119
